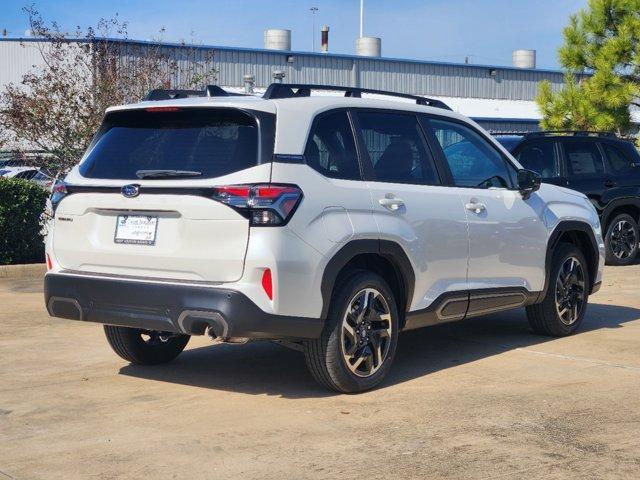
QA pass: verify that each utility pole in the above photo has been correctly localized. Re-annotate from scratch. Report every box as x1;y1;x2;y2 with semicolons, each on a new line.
360;0;364;37
310;7;318;52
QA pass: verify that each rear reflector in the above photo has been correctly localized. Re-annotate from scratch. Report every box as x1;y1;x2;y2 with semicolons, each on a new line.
46;253;53;270
261;269;273;300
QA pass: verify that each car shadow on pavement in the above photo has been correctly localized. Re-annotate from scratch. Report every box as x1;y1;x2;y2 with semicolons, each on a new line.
119;302;640;398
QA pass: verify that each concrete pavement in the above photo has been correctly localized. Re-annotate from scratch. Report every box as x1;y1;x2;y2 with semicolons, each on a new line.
1;266;639;479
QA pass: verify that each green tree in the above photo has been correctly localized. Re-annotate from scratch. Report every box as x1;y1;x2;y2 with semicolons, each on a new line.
537;0;640;133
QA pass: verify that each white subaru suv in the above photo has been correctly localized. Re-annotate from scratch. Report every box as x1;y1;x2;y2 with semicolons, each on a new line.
45;84;604;393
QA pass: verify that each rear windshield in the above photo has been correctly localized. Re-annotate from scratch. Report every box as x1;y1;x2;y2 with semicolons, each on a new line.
80;108;259;179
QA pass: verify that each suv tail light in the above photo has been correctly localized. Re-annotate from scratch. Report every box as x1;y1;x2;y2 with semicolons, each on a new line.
50;181;69;214
212;184;303;226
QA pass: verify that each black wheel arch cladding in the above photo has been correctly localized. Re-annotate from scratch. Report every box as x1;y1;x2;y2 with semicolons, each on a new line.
539;220;600;302
320;239;415;320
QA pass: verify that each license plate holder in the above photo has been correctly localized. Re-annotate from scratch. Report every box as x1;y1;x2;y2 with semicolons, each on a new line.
114;215;158;245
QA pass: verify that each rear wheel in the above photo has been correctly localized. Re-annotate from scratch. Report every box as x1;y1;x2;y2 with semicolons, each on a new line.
605;213;639;266
526;243;589;336
304;271;399;393
104;326;190;365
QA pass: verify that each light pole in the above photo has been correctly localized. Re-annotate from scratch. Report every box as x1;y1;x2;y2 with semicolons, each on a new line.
310;6;318;52
360;0;364;37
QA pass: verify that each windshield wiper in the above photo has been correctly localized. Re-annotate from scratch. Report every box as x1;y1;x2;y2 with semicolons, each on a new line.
136;169;202;179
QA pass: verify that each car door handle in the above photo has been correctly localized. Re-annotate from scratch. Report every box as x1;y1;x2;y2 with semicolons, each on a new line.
379;195;405;211
603;180;617;188
465;201;486;214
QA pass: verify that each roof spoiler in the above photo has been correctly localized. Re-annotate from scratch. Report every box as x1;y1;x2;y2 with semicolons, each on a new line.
143;85;246;101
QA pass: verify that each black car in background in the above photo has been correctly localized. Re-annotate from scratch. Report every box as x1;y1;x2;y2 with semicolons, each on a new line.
495;131;640;266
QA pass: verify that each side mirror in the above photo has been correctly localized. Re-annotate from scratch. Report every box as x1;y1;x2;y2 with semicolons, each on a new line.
517;169;541;199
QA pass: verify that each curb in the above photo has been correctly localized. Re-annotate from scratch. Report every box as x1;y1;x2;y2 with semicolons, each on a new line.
0;263;47;279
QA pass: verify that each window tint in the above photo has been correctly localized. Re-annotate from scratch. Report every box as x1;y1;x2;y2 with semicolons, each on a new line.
563;141;604;176
517;141;559;178
304;111;360;180
80;108;259;180
357;112;439;185
429;118;514;188
602;143;634;173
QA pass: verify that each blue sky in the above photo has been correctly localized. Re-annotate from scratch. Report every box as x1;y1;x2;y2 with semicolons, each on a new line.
0;0;587;69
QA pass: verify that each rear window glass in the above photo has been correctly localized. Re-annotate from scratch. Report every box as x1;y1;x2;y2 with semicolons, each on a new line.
80;108;259;180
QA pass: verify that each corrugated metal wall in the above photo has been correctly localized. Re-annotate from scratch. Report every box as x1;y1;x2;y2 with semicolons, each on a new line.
474;119;541;134
212;48;566;101
1;39;567;102
0;41;49;88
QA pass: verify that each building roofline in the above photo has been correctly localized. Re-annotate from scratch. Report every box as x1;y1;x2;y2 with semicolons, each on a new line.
0;36;572;75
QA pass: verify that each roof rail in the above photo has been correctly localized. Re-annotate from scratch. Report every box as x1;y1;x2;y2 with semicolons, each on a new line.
144;85;245;101
525;130;617;138
262;83;452;110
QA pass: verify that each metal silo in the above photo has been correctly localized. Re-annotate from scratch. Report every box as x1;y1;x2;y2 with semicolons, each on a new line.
356;36;381;57
264;29;292;51
512;49;536;69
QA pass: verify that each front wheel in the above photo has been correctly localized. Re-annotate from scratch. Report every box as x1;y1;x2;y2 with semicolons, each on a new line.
604;213;639;266
304;270;399;393
104;326;190;365
526;243;589;336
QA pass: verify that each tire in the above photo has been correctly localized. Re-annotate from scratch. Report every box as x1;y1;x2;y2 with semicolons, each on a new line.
304;270;399;393
526;243;589;337
604;213;639;266
104;326;190;365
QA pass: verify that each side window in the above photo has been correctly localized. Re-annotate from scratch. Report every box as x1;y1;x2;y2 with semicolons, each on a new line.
516;141;559;178
563;141;604;176
602;143;634;174
429;118;515;188
357;111;439;185
304;111;361;180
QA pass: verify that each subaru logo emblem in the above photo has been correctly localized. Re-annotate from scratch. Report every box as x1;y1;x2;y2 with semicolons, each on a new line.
121;184;140;198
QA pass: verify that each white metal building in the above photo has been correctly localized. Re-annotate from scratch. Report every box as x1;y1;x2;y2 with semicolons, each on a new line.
0;37;584;133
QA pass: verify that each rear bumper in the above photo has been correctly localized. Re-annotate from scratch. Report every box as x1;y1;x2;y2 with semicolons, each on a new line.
44;273;323;340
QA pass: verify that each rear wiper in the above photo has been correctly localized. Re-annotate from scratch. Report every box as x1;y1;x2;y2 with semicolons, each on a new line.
136;169;202;179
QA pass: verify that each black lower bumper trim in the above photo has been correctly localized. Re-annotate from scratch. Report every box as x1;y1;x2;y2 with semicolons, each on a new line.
44;273;323;340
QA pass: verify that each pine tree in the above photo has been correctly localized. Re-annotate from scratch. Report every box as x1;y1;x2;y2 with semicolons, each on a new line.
537;0;640;133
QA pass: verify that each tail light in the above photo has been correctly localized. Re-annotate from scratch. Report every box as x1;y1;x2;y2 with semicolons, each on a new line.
212;184;303;226
50;181;69;214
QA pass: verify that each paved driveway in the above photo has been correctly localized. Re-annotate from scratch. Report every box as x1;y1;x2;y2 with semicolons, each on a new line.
1;266;639;479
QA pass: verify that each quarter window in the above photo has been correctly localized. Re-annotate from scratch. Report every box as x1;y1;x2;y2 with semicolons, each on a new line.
563;141;605;176
357;111;439;185
602;143;634;173
304;111;361;180
429;118;515;188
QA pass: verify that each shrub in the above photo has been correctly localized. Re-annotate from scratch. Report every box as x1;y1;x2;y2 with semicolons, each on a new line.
0;178;48;265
